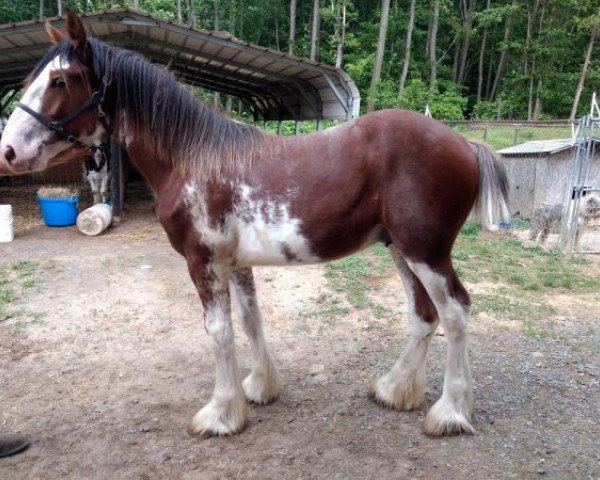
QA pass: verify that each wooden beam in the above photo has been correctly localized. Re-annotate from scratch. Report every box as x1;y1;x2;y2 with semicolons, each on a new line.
110;142;126;225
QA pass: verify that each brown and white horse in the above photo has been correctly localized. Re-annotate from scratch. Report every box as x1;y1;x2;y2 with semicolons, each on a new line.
0;12;510;437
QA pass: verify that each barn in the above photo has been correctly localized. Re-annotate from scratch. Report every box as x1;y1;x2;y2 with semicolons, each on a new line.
0;9;360;224
498;138;600;219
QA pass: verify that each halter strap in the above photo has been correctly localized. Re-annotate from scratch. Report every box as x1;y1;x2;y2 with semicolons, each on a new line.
17;90;109;149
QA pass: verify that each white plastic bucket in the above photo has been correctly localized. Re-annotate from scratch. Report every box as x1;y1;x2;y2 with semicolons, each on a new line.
76;203;113;236
0;204;14;243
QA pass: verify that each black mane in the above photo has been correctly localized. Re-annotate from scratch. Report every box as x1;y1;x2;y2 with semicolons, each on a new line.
33;38;263;178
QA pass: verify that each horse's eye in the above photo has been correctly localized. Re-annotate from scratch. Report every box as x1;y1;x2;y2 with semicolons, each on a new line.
51;77;66;88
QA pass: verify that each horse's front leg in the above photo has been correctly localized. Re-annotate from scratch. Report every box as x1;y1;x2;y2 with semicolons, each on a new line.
230;268;282;404
186;257;248;437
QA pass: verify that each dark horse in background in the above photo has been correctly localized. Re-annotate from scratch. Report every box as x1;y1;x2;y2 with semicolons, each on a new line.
0;12;510;437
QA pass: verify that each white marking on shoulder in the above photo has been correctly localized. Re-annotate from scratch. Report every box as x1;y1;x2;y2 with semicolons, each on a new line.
235;184;319;266
184;182;233;247
183;182;319;267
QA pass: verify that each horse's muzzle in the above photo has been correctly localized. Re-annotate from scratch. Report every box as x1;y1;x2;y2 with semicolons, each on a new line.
0;148;41;175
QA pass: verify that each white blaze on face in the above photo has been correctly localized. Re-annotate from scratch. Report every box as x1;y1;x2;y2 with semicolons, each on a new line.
0;55;72;169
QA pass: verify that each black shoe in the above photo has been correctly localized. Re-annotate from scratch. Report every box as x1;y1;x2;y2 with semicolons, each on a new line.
0;433;29;458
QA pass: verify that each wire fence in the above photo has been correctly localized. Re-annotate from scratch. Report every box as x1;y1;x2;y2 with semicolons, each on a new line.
446;120;573;151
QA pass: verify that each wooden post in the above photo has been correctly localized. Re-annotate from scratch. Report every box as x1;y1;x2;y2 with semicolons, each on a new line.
110;142;126;225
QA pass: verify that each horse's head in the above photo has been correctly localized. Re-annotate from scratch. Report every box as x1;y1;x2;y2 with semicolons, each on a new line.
0;11;105;176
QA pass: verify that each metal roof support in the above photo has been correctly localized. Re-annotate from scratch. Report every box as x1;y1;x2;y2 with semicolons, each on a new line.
346;97;354;122
0;11;361;121
279;84;303;122
322;73;349;119
237;97;259;120
134;50;272;94
259;85;289;121
116;33;304;84
337;70;361;119
250;95;271;120
291;83;321;121
303;82;324;120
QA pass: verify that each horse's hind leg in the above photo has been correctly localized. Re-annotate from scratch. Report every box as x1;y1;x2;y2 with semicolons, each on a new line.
371;248;439;410
230;268;282;404
407;258;475;436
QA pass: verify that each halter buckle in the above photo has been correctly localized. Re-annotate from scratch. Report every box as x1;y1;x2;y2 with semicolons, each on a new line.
90;91;103;105
49;121;64;134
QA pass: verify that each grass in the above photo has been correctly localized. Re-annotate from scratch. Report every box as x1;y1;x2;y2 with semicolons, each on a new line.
454;222;600;338
0;260;39;321
325;255;371;309
471;291;555;321
317;244;396;327
319;222;600;339
452;224;600;293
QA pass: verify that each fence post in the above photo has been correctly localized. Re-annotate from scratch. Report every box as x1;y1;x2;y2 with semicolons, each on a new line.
110;142;126;225
513;126;520;145
483;123;488;142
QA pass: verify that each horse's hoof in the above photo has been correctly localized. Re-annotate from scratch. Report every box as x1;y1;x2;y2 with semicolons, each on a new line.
368;374;424;411
422;396;475;436
187;398;248;437
242;371;282;405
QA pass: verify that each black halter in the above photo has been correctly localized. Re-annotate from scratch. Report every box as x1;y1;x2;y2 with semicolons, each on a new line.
17;90;109;149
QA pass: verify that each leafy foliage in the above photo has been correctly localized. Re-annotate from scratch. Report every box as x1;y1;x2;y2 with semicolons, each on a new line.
1;0;598;120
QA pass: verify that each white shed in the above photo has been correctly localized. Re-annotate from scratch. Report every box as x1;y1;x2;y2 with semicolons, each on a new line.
498;139;600;218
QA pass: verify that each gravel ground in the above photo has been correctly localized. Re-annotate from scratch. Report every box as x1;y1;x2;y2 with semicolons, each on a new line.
1;206;599;479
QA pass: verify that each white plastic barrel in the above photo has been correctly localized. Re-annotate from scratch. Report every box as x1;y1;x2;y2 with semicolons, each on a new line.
76;203;113;236
0;204;14;243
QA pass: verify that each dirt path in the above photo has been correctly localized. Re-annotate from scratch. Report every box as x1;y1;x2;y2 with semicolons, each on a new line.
1;212;599;479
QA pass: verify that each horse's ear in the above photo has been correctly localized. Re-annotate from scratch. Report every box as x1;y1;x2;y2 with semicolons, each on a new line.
45;20;65;44
64;9;87;52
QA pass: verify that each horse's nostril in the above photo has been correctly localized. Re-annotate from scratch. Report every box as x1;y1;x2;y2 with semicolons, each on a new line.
4;146;16;164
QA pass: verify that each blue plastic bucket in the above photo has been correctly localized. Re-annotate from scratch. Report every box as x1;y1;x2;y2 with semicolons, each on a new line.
38;196;80;227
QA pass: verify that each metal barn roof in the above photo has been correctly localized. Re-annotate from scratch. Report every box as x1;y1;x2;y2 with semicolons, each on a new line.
498;138;600;156
498;139;576;156
0;9;360;122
